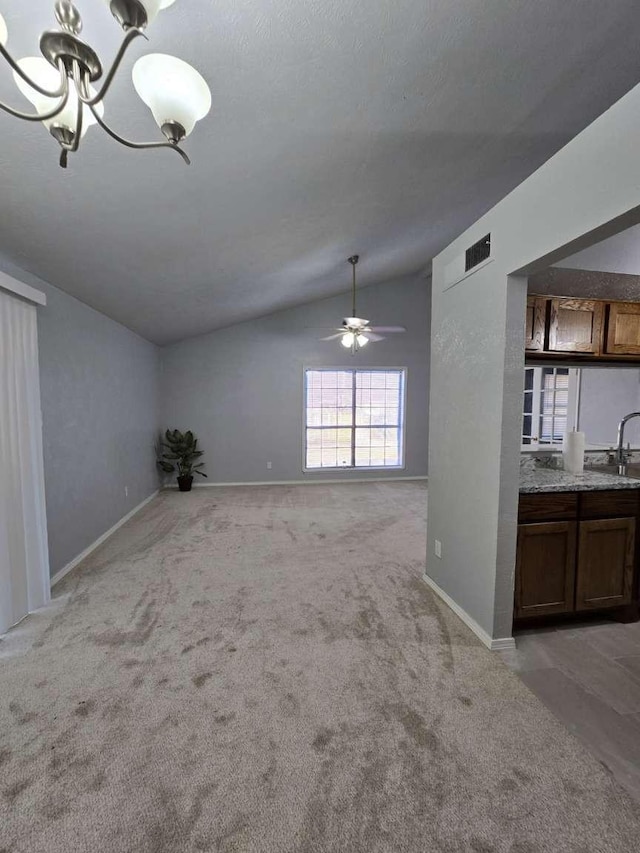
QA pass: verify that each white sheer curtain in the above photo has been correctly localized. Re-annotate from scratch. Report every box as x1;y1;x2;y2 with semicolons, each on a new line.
0;287;50;634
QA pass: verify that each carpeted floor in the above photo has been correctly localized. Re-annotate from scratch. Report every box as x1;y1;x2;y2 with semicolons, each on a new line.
1;482;639;852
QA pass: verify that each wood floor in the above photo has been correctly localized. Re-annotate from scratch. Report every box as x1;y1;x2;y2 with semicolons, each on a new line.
499;619;640;806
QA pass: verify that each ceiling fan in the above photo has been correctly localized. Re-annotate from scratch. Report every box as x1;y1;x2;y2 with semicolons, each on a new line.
320;256;406;353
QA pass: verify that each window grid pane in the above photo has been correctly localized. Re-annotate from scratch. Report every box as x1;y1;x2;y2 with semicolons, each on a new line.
522;367;574;447
539;368;569;444
305;369;404;469
522;368;535;442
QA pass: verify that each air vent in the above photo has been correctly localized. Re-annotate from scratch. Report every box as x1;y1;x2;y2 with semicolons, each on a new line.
465;234;491;272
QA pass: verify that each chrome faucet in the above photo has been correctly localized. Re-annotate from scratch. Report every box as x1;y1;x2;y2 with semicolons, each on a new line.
616;412;640;474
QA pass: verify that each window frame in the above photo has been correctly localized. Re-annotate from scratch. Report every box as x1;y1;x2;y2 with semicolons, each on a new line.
302;366;408;473
522;366;580;450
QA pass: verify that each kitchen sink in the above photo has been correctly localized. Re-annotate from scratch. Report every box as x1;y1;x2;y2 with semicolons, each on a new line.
589;463;640;480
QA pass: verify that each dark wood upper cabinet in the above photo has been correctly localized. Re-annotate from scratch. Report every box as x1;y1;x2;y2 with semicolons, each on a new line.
605;302;640;355
576;517;635;611
547;298;604;354
515;521;577;618
525;297;546;351
526;294;640;363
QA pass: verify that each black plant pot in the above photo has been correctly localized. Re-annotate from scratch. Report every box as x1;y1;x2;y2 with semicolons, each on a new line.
177;475;194;492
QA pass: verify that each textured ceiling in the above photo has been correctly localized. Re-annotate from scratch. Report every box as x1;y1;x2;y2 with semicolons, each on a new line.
1;1;640;344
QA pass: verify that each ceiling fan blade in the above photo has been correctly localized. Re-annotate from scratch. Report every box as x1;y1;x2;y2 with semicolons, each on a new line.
369;326;407;333
364;332;386;342
320;333;345;341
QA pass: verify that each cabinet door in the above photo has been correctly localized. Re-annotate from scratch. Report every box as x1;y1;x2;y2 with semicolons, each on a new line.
605;302;640;355
525;297;546;351
515;522;577;618
576;517;635;611
548;299;603;354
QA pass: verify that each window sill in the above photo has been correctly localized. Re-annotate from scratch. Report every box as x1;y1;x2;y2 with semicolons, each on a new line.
303;465;406;474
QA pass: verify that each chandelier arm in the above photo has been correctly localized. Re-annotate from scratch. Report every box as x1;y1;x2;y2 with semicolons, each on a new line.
0;44;68;98
0;65;70;122
77;28;147;107
86;96;191;165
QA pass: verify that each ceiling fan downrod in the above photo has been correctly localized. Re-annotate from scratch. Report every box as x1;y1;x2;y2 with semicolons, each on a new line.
348;254;359;319
317;254;405;353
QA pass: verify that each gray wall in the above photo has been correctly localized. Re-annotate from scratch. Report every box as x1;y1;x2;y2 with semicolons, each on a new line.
579;368;640;446
556;222;640;275
161;276;430;483
0;257;161;578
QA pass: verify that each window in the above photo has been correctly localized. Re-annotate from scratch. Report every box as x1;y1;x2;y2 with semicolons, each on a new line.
522;367;580;447
304;369;406;469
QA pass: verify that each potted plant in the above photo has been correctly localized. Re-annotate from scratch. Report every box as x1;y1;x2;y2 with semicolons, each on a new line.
157;429;208;492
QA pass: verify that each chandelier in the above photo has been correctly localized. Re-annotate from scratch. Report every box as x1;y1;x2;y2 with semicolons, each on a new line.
0;1;212;168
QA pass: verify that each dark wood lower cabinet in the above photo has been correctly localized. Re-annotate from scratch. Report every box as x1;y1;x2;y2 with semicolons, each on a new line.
515;490;639;624
576;517;635;611
515;522;577;618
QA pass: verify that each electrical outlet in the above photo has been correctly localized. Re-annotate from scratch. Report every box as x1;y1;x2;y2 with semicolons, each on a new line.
125;486;129;497
434;539;442;559
267;461;272;470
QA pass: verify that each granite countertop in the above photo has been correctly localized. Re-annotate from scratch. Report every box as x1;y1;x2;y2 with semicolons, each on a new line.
519;467;640;494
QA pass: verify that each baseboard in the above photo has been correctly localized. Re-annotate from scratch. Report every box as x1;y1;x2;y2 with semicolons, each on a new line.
421;573;516;652
50;491;159;588
163;476;428;489
488;636;517;651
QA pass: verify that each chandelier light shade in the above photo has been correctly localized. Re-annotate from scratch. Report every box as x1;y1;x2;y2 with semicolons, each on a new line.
0;1;212;168
102;0;175;29
14;57;103;140
132;54;212;139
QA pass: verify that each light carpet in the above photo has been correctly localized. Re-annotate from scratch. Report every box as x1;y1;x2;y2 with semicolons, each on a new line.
1;482;639;852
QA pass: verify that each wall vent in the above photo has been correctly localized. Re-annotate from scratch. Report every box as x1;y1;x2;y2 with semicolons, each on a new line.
465;234;491;272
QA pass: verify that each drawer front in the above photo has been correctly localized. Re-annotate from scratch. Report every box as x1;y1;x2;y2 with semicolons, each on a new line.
519;492;578;523
580;490;639;520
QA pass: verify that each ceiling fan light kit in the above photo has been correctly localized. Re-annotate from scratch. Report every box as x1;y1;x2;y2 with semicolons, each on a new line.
320;256;407;354
341;331;369;349
0;0;211;168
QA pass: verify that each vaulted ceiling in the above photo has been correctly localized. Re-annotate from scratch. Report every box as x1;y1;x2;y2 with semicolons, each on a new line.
558;224;640;276
1;0;639;344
